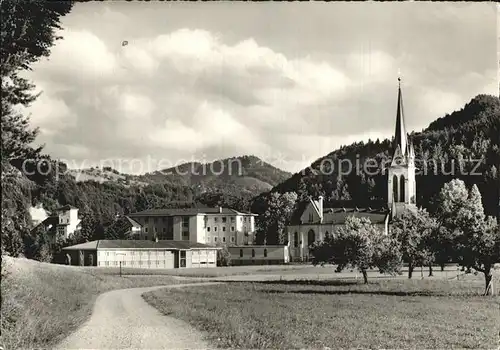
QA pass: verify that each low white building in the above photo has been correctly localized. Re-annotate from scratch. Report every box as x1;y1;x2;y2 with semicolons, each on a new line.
62;240;220;269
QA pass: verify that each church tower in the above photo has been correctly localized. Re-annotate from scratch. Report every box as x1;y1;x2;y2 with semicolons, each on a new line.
387;77;417;218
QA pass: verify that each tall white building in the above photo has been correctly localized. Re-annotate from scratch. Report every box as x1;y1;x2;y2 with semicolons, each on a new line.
32;205;81;242
127;206;257;246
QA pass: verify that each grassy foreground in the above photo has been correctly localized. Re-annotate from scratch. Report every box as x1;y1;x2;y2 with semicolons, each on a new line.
0;256;197;349
144;278;500;349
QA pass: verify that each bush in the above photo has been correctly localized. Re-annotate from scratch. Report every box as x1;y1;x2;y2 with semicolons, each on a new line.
216;244;232;267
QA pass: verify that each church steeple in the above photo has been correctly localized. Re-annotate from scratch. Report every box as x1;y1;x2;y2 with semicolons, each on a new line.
393;77;409;158
387;76;417;218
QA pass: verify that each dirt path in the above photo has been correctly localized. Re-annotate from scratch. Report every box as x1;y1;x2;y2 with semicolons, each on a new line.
56;282;221;349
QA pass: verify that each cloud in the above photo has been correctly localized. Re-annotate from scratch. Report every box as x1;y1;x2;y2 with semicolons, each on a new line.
22;3;496;173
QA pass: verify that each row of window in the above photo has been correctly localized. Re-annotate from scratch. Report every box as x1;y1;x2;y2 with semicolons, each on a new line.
142;216;252;224
239;249;268;258
292;230;319;248
207;226;235;232
209;236;235;243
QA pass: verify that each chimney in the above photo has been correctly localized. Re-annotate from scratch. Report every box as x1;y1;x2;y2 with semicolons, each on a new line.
219;206;222;213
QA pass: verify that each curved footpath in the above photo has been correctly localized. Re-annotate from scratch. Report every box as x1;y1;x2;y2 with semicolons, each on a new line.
56;282;221;350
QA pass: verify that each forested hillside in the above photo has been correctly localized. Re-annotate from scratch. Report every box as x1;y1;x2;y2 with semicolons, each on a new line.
252;94;500;219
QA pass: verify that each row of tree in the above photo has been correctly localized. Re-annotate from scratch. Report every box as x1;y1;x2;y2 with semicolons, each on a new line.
310;179;499;295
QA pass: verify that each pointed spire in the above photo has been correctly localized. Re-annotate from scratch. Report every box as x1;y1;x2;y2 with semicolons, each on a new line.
393;76;409;158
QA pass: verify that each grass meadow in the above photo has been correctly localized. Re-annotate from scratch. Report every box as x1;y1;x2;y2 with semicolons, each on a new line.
0;256;198;350
144;277;500;349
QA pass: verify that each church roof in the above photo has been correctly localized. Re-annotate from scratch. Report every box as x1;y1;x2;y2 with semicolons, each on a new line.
393;77;409;157
289;200;388;226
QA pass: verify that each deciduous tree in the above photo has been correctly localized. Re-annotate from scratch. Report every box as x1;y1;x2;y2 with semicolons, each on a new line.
391;208;437;279
311;217;402;283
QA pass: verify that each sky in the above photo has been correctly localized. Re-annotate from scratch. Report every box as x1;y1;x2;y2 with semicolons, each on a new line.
22;2;498;174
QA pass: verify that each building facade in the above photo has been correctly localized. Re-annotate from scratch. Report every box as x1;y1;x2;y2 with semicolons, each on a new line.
32;205;81;243
286;78;417;261
229;245;289;265
62;240;220;269
126;207;257;246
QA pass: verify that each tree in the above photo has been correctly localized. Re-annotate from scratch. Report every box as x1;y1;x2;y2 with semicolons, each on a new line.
1;163;32;256
1;0;73;257
453;185;500;295
1;0;73;161
432;179;470;270
216;244;231;267
391;208;437;279
256;192;298;245
311;217;402;283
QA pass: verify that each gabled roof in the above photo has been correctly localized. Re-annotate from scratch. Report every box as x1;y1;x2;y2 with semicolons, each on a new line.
322;208;388;225
55;204;78;211
124;216;142;228
129;207;255;217
31;216;64;234
289;201;389;226
62;240;220;250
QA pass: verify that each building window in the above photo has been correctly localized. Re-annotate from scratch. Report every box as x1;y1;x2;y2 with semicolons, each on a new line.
294;232;299;248
231;226;235;232
222;237;226;243
222;217;227;223
145;227;148;233
264;249;267;258
214;237;218;242
214;217;218;222
207;227;211;232
163;227;166;233
240;217;243;222
231;217;235;223
240;249;243;257
182;217;189;240
393;175;399;203
214;227;218;232
180;251;186;267
57;226;65;237
400;174;406;202
230;236;235;243
252;249;255;258
223;227;226;232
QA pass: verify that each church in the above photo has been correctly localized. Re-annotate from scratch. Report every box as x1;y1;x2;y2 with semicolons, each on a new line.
286;78;418;261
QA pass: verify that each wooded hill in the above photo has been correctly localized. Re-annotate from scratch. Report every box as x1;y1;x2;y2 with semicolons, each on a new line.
252;94;500;219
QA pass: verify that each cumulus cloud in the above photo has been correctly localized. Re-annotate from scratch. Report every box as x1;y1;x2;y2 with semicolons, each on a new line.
23;3;496;173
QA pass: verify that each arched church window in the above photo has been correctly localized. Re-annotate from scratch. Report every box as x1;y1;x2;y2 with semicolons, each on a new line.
307;229;315;246
392;175;399;202
400;175;405;202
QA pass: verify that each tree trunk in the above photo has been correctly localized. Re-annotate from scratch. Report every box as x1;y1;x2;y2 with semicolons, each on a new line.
428;264;433;277
484;268;493;296
362;270;368;284
408;262;413;279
